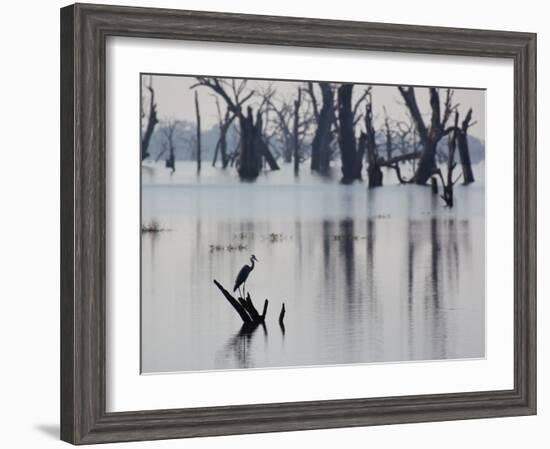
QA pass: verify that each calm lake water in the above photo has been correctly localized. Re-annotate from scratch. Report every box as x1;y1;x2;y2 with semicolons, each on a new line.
141;161;485;373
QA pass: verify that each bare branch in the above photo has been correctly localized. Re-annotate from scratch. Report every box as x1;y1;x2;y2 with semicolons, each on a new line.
352;88;370;120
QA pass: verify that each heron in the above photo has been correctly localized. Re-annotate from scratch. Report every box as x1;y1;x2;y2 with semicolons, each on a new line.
233;255;258;298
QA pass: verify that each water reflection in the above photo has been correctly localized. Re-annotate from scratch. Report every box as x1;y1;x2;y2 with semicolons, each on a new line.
219;323;267;369
141;163;485;373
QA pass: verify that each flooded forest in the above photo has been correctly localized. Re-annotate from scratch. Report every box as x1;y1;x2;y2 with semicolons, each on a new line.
140;75;485;373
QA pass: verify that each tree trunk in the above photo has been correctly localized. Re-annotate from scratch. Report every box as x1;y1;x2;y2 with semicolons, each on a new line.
366;143;382;187
439;111;460;208
254;112;264;173
195;91;201;173
165;143;175;172
384;111;393;161
213;121;232;169
386;129;393;161
283;131;292;164
414;140;438;184
457;108;475;184
260;141;279;171
141;84;158;161
212;140;221;167
311;82;334;174
293;88;301;175
163;121;177;173
364;99;382;187
236;107;279;179
238;107;261;180
220;126;229;168
337;84;362;183
357;131;366;170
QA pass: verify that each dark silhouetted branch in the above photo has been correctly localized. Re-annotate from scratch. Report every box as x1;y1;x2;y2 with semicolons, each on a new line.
311;82;335;174
213;280;269;326
337;84;362;183
293;88;302;174
213;280;252;323
195;91;201;173
141;77;159;160
457;108;475;184
398;86;456;184
379;151;422;165
279;303;286;325
261;299;269;321
244;293;261;322
364;90;383;187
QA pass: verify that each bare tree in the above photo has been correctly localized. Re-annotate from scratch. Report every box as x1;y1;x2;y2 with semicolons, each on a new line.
253;83;281;163
293;88;302;174
159;119;179;173
398;87;455;184
262;85;312;163
141;76;159;161
436;111;462;207
359;93;424;185
394;115;421;157
192;77;279;179
456;108;476;184
195;91;201;173
263;89;294;163
374;113;423;183
382;107;396;161
211;97;238;168
262;85;315;171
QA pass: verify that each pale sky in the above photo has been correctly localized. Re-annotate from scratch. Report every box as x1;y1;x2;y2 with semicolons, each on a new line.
142;73;485;140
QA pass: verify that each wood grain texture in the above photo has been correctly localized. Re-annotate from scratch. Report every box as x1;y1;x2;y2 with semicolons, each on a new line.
60;3;537;445
60;5;75;444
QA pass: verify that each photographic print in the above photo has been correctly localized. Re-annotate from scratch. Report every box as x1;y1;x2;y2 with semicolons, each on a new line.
140;74;485;374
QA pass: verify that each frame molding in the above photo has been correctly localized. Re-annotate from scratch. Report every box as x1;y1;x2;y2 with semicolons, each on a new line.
60;3;536;444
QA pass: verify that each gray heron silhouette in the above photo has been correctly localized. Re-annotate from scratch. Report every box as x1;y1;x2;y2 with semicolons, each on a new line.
233;255;258;298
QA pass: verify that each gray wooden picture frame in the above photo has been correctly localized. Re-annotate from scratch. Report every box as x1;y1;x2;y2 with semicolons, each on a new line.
60;2;536;445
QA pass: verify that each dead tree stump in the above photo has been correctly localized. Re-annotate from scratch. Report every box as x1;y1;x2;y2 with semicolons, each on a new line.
213;280;269;332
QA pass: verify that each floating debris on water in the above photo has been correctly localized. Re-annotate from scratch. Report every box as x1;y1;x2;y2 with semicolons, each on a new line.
372;214;391;220
142;219;166;233
261;232;292;243
332;234;368;241
209;243;248;253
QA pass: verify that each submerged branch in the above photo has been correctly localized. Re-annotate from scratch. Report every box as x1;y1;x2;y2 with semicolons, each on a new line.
213;280;252;323
213;280;268;326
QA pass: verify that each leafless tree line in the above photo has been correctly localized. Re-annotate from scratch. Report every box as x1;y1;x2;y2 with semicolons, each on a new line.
141;76;478;206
